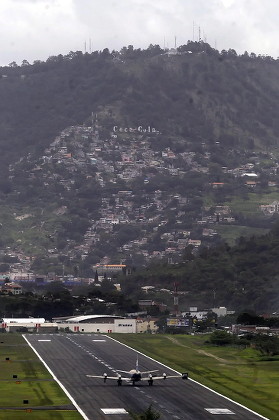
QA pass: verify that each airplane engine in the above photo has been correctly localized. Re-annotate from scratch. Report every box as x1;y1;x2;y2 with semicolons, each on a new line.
117;375;122;386
103;373;107;383
163;373;167;380
148;374;153;386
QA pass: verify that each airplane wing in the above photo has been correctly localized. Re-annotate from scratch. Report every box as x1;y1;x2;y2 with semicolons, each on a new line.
141;373;189;381
116;370;133;374
86;374;131;382
140;370;159;374
87;375;119;380
86;372;189;385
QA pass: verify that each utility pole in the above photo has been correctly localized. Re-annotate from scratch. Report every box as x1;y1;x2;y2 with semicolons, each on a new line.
174;282;179;316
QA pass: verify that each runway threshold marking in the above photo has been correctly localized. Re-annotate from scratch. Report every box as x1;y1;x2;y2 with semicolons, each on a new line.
101;408;128;414
23;335;89;420
92;339;106;342
38;339;51;342
205;408;235;415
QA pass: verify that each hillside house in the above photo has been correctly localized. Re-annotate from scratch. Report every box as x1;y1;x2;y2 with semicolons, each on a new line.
245;180;257;187
1;282;22;295
260;201;279;215
210;182;224;188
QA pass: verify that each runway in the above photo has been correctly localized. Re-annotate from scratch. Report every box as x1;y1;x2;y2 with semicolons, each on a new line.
25;333;268;420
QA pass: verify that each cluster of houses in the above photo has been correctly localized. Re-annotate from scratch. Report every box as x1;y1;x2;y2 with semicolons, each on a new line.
2;306;278;337
4;121;279;273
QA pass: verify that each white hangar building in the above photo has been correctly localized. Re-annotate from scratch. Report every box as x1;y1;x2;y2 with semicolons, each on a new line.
1;317;58;333
54;314;136;333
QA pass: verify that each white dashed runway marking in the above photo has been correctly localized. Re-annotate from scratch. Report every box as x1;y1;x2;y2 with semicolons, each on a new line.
205;408;235;415
101;408;128;414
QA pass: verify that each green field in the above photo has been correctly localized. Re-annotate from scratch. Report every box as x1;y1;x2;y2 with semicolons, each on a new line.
112;333;279;420
225;191;279;215
0;334;82;420
215;225;269;245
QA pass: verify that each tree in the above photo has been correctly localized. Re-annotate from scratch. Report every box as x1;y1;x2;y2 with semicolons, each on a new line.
8;61;18;67
130;405;160;419
236;311;265;326
21;59;30;67
254;335;279;356
208;330;234;346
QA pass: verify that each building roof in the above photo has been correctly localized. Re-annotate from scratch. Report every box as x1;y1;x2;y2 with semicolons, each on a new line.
62;314;124;323
2;283;22;288
2;318;45;324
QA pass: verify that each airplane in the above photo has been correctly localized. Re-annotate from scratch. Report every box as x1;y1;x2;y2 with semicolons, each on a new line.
86;355;188;386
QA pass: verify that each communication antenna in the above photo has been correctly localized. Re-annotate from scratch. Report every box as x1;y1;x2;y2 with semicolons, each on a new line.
174;35;177;49
89;38;92;53
173;282;179;316
203;31;207;43
198;26;201;42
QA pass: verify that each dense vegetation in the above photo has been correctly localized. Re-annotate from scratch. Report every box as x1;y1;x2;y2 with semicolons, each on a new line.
0;280;139;319
1;41;279;174
121;221;279;311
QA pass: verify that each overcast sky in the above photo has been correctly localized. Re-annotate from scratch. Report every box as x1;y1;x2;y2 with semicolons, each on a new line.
0;0;278;66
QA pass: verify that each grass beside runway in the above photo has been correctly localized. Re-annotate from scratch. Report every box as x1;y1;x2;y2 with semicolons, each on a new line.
0;334;83;420
0;411;82;420
112;333;279;420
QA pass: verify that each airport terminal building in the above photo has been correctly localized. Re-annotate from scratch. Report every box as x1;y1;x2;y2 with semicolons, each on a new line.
1;315;141;334
53;315;136;333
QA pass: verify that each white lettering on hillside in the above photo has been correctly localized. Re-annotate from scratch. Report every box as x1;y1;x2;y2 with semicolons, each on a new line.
113;126;160;134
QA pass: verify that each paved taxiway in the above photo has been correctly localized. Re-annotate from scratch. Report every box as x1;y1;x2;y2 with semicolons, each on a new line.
25;333;268;420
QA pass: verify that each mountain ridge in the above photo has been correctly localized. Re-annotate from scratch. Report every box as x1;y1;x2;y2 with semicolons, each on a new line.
0;42;279;312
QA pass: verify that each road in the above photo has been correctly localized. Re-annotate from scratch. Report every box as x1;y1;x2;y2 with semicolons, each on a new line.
25;333;268;420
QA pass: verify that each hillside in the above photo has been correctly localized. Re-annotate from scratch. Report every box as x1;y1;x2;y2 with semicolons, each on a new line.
2;42;279;171
0;42;279;309
120;222;279;312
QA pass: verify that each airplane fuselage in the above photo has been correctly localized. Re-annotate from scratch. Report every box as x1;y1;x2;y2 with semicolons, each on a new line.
130;371;142;383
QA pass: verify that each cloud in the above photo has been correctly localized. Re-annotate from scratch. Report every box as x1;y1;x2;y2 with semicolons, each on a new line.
0;0;278;66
